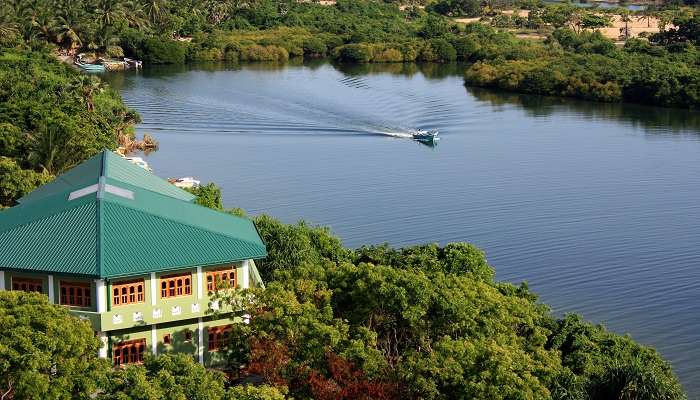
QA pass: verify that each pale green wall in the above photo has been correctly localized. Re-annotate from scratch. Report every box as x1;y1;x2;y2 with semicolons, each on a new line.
109;315;242;367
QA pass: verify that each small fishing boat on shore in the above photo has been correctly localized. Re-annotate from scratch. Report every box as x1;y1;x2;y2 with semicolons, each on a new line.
412;129;439;143
168;177;201;189
75;61;106;72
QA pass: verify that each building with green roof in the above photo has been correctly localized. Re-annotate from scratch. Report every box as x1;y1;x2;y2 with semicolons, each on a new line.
0;150;267;367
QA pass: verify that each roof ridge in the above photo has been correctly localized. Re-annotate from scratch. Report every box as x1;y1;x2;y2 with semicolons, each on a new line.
96;195;103;278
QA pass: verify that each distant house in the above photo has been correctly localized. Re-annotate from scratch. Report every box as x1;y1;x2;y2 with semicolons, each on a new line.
0;150;267;367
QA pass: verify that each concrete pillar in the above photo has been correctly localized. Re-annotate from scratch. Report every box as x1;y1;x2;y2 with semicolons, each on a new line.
47;275;55;303
95;279;106;313
242;260;250;289
98;332;108;359
196;266;203;299
0;270;5;291
150;272;157;306
151;325;157;355
198;318;204;364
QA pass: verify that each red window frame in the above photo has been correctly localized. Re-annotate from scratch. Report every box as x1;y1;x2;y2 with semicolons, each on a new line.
112;280;145;306
11;277;43;293
208;325;232;351
60;281;91;307
112;339;146;366
160;273;191;299
206;268;237;292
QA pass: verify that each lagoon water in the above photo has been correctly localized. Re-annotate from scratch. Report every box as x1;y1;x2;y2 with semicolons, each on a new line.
106;61;700;394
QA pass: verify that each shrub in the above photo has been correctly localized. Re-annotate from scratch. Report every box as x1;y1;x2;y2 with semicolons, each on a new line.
338;44;372;63
303;37;327;56
373;48;403;62
105;45;124;58
429;38;458;61
140;38;187;64
239;45;289;62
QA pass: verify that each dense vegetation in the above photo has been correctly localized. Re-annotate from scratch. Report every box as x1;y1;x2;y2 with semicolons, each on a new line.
2;0;700;106
462;14;700;108
0;47;137;207
0;200;687;399
194;183;685;400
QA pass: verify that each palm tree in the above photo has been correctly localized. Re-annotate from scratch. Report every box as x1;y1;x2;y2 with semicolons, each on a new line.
30;8;57;42
0;8;19;42
94;0;127;29
635;6;657;29
53;0;85;51
69;75;104;112
28;122;66;175
619;10;632;40
143;0;166;24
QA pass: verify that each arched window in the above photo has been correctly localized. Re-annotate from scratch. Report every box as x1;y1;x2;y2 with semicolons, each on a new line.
112;280;146;307
160;273;192;299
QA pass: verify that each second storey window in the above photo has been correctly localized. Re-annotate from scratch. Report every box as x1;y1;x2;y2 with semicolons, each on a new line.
206;268;237;292
60;281;91;307
160;273;191;299
112;280;145;306
12;277;43;293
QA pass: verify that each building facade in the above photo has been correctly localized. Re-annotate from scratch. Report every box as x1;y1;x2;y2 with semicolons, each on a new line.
0;151;267;367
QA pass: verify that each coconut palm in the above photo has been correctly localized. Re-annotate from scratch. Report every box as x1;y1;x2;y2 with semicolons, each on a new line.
0;9;19;42
69;75;104;112
94;0;127;29
143;0;166;24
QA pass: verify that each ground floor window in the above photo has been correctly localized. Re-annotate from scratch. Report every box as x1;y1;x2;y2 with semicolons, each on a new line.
60;281;91;307
11;277;43;293
208;325;232;351
112;338;146;366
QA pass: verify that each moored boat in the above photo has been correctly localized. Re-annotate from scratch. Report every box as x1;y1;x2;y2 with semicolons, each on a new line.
75;61;106;72
168;177;201;189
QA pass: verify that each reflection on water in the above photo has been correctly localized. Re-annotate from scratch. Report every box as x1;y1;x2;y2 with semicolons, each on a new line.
105;61;700;395
467;87;700;134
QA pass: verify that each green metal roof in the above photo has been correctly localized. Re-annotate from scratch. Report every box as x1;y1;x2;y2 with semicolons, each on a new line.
0;151;267;278
17;151;196;204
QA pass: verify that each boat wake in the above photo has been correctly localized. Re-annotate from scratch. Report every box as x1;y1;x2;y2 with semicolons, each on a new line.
374;130;414;139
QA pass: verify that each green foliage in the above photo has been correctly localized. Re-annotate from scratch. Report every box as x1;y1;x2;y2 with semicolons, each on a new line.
225;385;287;400
463;25;700;108
0;48;137;205
338;44;373;63
203;209;685;399
140;37;187;64
0;291;109;399
429;0;482;17
187;182;224;210
100;353;226;400
0;156;52;206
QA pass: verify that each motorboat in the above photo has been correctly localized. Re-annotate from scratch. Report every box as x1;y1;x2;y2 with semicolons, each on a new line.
412;129;439;143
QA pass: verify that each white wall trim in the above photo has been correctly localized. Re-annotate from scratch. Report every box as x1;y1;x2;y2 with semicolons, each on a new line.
150;272;157;306
197;318;204;364
47;275;55;303
98;332;108;359
242;260;250;289
151;325;157;355
196;266;203;299
95;279;106;312
0;271;5;291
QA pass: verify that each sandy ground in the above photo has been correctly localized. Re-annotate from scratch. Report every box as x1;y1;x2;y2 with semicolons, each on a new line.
600;14;661;40
455;10;663;41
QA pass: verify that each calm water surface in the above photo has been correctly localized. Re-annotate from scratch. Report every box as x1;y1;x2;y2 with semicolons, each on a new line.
106;61;700;394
